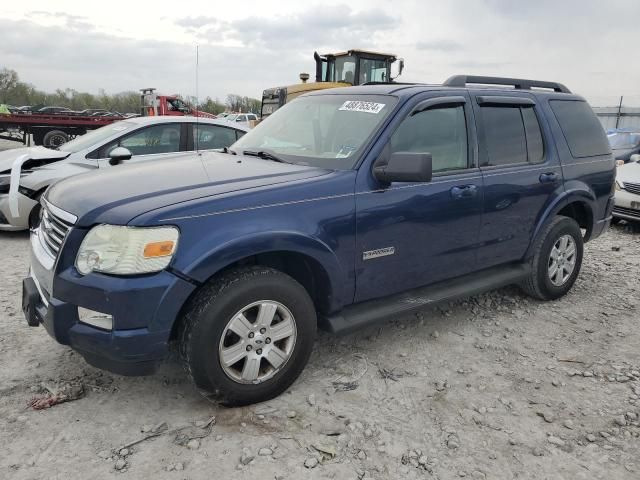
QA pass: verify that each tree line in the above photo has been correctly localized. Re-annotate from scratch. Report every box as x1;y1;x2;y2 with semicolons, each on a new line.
0;68;261;115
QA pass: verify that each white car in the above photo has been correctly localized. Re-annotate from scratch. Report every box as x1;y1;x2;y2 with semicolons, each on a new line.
225;113;258;128
0;116;248;231
614;154;640;223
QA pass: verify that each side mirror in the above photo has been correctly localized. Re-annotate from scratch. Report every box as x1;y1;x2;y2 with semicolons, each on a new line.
108;146;133;165
398;58;404;77
374;152;432;183
631;154;640;163
236;118;243;122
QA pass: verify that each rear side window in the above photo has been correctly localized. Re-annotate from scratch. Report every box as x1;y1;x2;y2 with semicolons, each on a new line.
193;124;237;150
550;100;610;158
481;106;545;166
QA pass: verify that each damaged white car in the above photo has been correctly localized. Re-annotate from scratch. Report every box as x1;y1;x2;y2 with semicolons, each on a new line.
0;116;248;231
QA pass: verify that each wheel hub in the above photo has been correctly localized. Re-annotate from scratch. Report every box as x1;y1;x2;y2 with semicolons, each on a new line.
218;300;297;384
547;234;577;287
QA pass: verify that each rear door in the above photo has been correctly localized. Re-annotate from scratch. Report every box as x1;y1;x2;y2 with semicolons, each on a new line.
471;93;563;268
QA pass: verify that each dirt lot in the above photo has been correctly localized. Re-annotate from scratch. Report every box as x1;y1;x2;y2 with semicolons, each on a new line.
1;138;640;479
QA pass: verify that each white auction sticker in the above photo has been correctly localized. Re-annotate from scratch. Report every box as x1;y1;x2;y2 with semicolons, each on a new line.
339;100;386;114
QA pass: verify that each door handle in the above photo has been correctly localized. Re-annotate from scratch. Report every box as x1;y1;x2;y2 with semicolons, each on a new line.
539;172;559;184
450;185;478;199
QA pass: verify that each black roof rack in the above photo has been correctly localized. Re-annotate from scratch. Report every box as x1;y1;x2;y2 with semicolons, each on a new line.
361;81;422;86
444;75;571;94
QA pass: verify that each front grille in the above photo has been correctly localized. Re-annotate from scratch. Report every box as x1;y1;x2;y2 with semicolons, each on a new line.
623;182;640;196
613;205;640;219
40;202;74;256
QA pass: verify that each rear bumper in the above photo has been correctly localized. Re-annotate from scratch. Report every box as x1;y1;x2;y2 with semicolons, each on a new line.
589;194;615;240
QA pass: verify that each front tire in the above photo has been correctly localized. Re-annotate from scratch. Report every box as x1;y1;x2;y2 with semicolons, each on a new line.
179;266;316;406
520;216;583;300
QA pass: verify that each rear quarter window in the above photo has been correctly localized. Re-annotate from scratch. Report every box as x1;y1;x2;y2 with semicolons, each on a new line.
549;100;610;158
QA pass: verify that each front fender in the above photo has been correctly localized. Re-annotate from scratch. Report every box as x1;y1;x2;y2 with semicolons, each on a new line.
177;231;348;310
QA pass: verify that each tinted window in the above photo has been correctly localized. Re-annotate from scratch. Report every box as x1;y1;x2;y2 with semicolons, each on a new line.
522;108;544;163
390;105;468;173
100;123;181;157
193;124;237;150
482;107;527;166
550;100;610;158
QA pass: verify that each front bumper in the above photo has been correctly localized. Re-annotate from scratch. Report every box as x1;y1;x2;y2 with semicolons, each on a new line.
24;227;197;376
613;189;640;221
0;192;37;231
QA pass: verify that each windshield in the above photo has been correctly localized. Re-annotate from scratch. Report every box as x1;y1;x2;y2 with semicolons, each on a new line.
232;94;397;169
608;132;640;149
226;114;238;121
58;121;136;153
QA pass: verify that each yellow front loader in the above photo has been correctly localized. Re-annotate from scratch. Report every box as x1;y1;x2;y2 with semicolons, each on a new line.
260;49;404;119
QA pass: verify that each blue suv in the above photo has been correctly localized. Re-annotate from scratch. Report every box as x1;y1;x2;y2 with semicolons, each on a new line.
23;76;615;405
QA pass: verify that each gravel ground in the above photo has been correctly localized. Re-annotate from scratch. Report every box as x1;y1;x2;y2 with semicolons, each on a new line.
1;139;639;479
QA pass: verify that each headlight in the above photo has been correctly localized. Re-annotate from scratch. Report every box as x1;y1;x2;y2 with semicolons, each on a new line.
76;225;179;275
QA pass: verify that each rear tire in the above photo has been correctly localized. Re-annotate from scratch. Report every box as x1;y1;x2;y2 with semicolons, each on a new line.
520;216;583;300
179;266;316;406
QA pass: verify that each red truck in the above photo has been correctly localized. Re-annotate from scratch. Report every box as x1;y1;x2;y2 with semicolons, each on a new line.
0;88;215;149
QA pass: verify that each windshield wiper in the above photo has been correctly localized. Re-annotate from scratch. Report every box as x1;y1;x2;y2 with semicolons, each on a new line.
242;149;290;164
223;147;237;155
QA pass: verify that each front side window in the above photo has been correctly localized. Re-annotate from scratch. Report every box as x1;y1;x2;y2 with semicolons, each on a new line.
390;105;468;173
100;123;182;157
358;58;388;84
67;121;136;156
481;106;545;166
193;124;237;150
232;94;397;169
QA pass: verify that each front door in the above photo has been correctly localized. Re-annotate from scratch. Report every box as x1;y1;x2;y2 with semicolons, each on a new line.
354;93;483;302
95;123;189;167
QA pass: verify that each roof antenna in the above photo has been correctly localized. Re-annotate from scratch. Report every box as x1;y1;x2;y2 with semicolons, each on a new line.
195;44;200;154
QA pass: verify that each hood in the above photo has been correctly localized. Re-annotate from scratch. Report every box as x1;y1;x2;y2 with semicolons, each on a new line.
616;160;640;184
0;146;69;173
46;151;331;226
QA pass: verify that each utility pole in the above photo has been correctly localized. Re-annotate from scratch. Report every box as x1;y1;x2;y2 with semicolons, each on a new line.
615;96;623;129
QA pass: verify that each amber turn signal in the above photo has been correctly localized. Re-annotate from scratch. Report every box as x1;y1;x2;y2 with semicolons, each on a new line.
143;241;175;258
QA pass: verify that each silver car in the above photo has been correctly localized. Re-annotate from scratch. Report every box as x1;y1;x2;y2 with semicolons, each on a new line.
0;116;248;231
614;154;640;223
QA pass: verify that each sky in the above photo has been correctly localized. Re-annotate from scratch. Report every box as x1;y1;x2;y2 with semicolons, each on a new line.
1;0;639;107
